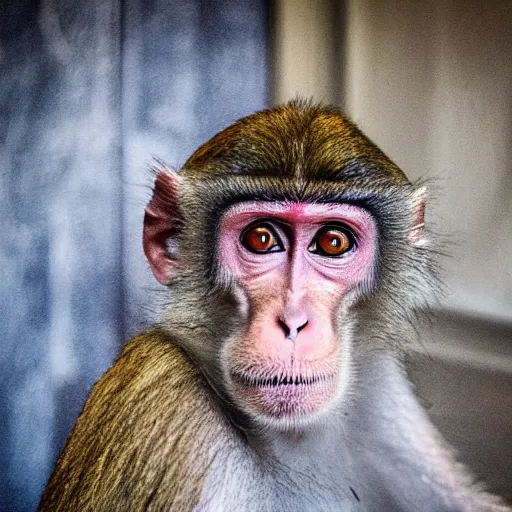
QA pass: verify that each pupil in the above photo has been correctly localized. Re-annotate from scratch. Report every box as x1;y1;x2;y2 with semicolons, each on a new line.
260;234;268;244
331;237;340;247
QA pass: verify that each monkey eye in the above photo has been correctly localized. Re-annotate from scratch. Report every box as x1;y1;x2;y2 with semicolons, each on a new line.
309;226;355;257
241;224;283;254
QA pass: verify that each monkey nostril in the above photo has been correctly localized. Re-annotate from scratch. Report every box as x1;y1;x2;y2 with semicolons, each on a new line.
278;319;308;341
278;319;291;337
296;320;308;333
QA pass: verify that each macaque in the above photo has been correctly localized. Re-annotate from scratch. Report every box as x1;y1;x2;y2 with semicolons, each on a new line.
39;101;510;511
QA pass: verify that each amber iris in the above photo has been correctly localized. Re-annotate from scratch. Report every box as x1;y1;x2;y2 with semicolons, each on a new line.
243;226;279;253
317;229;351;256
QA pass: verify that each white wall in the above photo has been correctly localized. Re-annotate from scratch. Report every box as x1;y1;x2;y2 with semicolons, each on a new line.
271;0;339;104
272;0;512;322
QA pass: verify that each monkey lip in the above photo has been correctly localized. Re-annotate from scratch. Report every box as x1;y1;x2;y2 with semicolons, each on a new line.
232;371;329;388
231;370;337;419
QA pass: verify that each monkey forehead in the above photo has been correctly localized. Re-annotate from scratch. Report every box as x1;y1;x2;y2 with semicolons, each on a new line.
219;201;375;230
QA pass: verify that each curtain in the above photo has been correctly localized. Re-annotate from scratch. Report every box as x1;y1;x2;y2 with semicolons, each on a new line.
0;1;268;509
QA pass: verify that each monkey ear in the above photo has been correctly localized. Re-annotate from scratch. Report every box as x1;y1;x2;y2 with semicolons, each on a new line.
409;186;427;245
143;168;184;284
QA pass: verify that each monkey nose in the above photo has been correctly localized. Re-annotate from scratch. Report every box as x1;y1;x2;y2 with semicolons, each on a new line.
277;318;309;342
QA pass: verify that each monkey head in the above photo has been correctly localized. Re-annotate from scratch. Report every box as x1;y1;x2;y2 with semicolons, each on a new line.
143;100;433;430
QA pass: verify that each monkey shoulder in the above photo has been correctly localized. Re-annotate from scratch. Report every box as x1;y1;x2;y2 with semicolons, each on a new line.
40;330;233;511
83;329;220;431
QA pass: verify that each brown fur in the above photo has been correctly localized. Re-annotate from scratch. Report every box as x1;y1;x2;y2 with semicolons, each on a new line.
182;100;407;183
39;330;236;511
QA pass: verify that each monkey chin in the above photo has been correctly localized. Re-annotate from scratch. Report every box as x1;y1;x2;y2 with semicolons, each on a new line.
230;371;339;430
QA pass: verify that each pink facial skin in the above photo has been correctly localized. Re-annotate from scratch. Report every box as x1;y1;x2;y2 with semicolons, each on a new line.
218;201;377;421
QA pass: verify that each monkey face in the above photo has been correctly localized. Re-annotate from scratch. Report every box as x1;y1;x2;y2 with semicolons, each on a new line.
217;200;378;427
142;101;430;432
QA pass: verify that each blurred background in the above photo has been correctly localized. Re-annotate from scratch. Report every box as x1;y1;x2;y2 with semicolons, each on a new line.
0;0;511;510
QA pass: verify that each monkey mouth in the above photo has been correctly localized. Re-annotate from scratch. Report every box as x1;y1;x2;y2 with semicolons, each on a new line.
232;371;330;388
231;370;337;420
